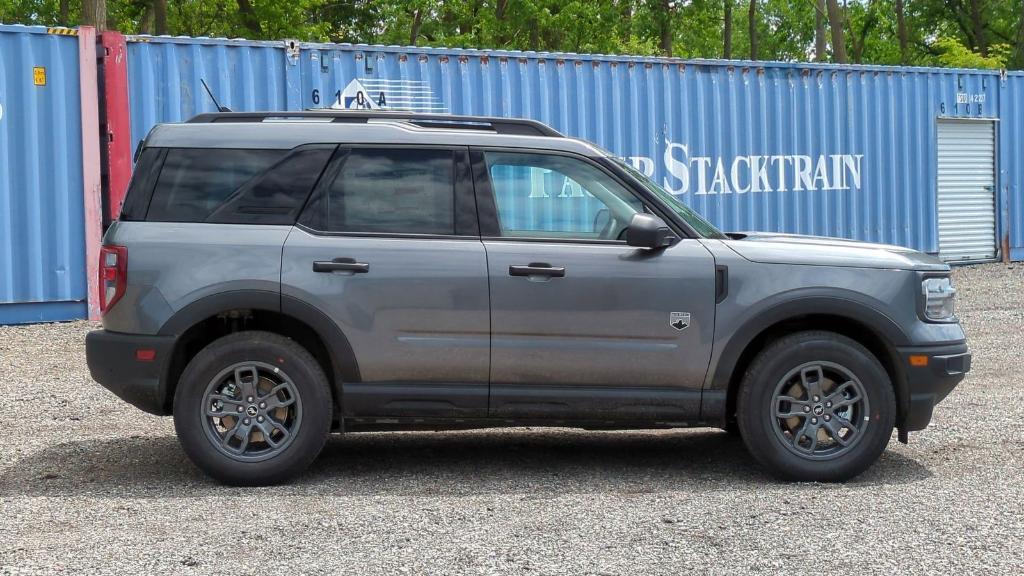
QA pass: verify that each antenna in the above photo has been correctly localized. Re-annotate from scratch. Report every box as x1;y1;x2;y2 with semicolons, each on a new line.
200;79;232;112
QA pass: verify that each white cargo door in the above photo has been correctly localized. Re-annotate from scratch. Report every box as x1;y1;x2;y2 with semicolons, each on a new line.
937;119;997;262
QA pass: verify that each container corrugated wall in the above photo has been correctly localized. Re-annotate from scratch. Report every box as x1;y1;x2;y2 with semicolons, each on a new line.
0;25;90;324
125;37;296;148
120;36;1023;260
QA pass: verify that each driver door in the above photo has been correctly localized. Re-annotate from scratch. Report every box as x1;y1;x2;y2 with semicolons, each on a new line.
472;149;717;421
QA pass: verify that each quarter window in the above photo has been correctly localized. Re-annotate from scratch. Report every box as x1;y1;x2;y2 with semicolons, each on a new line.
484;152;643;240
146;148;286;222
207;147;334;225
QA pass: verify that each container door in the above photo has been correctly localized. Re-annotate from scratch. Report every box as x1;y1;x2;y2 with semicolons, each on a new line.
937;119;997;262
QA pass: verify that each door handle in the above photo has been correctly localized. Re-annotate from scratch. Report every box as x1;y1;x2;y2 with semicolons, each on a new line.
509;263;566;278
313;258;369;273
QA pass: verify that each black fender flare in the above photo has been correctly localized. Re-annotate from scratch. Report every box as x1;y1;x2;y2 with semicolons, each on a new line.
705;293;911;423
158;290;360;404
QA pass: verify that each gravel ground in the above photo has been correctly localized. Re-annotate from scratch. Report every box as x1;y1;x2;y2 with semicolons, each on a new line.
1;263;1022;575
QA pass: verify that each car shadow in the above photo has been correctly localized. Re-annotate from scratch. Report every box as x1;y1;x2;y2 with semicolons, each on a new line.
0;429;932;498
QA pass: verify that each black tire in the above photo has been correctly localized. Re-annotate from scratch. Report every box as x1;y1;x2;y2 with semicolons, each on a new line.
736;330;895;482
173;331;332;486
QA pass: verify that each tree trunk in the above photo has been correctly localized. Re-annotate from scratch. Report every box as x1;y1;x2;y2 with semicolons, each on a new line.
236;0;263;37
138;1;153;34
409;10;424;46
58;0;69;26
748;0;758;60
1015;1;1024;68
723;0;733;59
968;0;988;56
81;0;107;31
154;0;168;35
529;17;540;51
659;0;673;57
825;0;848;63
896;0;908;64
495;0;508;45
620;0;632;44
815;0;827;62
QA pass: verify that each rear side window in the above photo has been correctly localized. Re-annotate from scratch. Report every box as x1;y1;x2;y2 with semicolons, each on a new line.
146;148;286;222
301;148;455;235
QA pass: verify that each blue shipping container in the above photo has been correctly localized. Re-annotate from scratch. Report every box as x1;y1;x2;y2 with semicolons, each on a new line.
121;36;1023;261
0;25;90;324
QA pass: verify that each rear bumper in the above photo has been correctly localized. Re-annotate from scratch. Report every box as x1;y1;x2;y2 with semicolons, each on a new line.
86;330;176;415
898;341;971;432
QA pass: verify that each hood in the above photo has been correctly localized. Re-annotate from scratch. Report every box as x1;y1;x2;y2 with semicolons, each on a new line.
722;232;949;271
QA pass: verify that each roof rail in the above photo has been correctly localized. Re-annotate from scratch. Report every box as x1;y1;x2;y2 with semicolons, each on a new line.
186;111;564;137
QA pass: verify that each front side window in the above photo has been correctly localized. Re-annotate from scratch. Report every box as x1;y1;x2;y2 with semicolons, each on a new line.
484;152;644;240
608;156;726;240
305;148;456;235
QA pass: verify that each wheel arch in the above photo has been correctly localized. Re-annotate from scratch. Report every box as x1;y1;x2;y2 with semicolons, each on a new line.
157;290;359;415
709;296;911;430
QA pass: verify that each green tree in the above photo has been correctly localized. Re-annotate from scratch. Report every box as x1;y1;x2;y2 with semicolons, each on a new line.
2;0;1024;70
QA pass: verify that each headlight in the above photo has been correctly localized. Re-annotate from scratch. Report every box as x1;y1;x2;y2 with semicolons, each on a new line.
922;277;956;321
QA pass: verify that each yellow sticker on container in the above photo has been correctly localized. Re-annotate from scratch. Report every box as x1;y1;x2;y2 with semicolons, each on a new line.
33;67;46;86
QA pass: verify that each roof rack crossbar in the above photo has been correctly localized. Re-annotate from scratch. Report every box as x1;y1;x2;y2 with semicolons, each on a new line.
186;111;563;137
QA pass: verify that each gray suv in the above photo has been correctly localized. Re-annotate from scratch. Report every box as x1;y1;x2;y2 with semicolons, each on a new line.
86;111;971;485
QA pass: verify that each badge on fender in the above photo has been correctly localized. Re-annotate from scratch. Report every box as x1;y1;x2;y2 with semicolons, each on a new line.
670;312;690;331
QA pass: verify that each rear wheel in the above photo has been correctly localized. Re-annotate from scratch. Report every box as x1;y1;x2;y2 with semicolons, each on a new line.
173;331;332;485
737;331;895;482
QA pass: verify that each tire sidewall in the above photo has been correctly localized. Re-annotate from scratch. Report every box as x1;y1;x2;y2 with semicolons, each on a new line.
173;333;332;485
738;334;896;482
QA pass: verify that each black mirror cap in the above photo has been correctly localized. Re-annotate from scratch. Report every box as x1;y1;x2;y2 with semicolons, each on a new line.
626;213;674;249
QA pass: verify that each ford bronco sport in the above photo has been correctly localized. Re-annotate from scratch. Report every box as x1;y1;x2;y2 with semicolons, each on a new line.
86;111;971;485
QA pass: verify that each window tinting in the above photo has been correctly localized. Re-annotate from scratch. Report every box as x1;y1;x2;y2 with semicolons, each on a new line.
146;148;286;222
119;147;164;221
207;147;334;225
484;152;643;240
315;148;455;235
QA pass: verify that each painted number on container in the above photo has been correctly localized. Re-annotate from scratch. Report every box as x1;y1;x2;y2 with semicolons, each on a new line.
33;67;46;86
310;87;385;108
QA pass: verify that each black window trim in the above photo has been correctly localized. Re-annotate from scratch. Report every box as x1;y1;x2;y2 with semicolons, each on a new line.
469;146;699;244
295;143;479;239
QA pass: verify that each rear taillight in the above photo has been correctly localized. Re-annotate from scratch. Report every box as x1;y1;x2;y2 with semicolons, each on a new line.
99;245;127;315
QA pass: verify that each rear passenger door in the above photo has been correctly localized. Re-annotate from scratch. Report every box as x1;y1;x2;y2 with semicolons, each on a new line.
281;146;491;418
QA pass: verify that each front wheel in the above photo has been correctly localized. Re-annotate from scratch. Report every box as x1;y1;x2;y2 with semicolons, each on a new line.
173;331;332;485
737;331;895;482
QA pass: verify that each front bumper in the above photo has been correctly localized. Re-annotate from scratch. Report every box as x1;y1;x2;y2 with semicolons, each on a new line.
86;330;176;415
897;341;971;432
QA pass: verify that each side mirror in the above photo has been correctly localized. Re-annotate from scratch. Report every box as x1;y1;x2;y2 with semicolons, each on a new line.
625;213;674;249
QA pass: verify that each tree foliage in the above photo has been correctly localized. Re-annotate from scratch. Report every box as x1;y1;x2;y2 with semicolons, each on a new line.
2;0;1023;69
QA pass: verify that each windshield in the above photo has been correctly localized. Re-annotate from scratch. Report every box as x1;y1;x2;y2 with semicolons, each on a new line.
608;156;727;240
